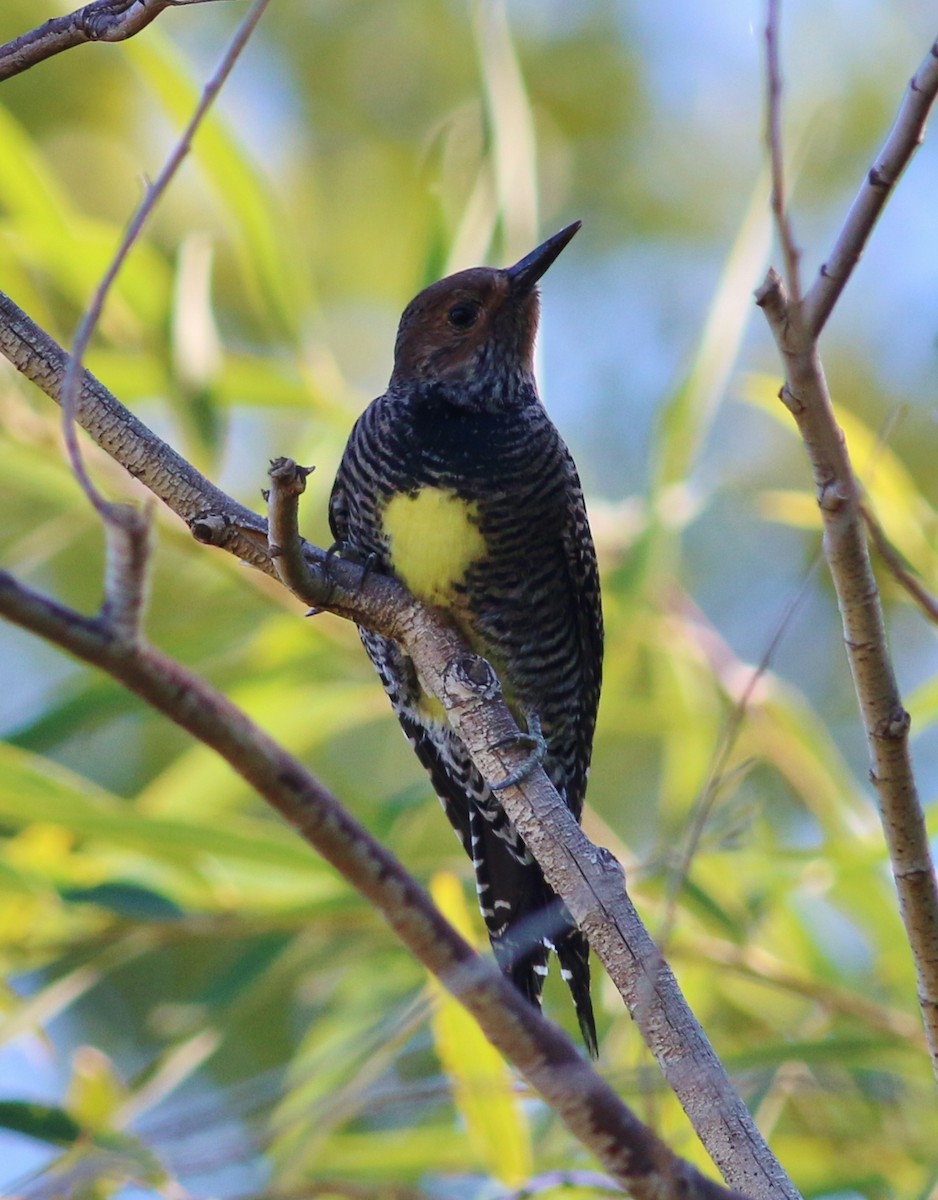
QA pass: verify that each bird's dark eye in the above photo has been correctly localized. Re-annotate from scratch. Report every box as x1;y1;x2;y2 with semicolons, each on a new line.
447;302;480;330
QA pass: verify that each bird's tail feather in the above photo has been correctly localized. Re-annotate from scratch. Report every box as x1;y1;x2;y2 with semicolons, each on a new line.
470;803;550;1007
556;924;597;1059
470;804;598;1056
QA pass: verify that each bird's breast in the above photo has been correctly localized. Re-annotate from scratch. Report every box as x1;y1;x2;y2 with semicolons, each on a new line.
381;485;487;606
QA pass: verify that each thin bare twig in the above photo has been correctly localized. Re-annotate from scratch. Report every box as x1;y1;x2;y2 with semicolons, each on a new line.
59;0;272;519
756;9;938;1079
45;0;270;648
805;34;938;337
861;501;938;626
0;566;748;1200
676;935;925;1046
0;0;236;83
100;503;153;640
765;0;802;308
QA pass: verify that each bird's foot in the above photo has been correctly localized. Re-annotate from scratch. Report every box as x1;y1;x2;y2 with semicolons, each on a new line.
490;712;546;791
325;541;377;586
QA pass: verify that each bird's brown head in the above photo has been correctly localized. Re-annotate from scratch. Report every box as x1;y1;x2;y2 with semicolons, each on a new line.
390;221;580;411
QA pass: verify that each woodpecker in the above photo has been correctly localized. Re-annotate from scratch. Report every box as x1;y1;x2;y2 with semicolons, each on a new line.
329;222;602;1055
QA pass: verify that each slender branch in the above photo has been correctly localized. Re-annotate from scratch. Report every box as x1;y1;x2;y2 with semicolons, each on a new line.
0;567;748;1200
757;281;938;1067
658;569;819;945
805;35;938;337
679;935;925;1046
0;0;236;83
757;270;938;1081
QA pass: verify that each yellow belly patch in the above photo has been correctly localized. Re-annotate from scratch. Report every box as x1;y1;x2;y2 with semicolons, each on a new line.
382;486;486;606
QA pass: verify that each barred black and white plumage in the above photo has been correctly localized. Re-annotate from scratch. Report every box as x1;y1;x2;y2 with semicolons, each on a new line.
328;223;603;1055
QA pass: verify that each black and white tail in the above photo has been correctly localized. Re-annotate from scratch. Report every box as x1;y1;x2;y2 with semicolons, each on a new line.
390;686;598;1057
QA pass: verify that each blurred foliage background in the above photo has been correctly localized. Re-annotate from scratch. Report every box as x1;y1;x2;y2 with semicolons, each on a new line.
0;1;937;1197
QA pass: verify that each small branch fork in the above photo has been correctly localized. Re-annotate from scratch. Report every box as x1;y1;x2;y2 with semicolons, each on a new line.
756;4;938;1077
43;0;269;664
0;0;236;83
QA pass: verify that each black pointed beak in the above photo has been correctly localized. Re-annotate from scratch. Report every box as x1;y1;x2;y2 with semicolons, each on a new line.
505;221;581;296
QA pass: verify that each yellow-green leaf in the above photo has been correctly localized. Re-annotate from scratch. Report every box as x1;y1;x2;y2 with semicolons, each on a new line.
427;871;532;1187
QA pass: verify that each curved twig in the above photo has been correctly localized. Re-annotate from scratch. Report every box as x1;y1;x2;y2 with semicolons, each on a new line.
59;0;272;519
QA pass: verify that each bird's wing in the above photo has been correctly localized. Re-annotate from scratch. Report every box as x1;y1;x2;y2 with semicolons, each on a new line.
327;471;349;545
558;471;604;815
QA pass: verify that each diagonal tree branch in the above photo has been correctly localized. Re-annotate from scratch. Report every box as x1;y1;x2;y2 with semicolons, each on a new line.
756;5;938;1080
0;564;748;1200
0;0;237;83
